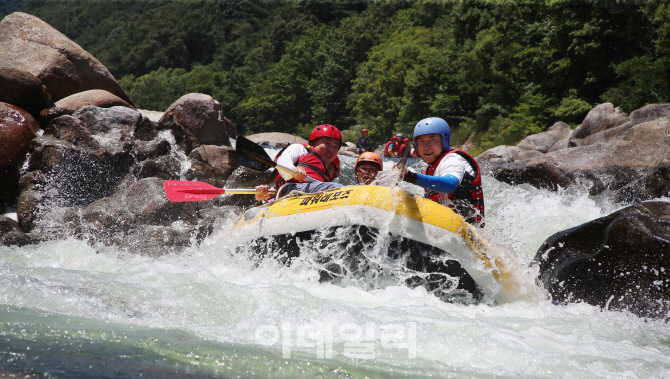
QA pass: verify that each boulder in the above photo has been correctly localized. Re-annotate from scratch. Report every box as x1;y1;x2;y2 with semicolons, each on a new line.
39;107;73;126
138;109;164;123
629;103;670;126
476;145;523;165
533;201;670;319
217;166;276;208
0;214;21;235
478;106;670;198
0;102;40;167
570;103;629;140
16;170;47;232
0;214;38;247
158;93;231;154
72;106;150;152
0;67;54;120
185;145;238;187
0;12;133;105
246;132;307;149
517;122;571;153
55;89;135;113
69;177;209;254
0;167;20;213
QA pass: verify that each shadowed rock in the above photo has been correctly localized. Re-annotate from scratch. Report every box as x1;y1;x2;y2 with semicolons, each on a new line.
0;67;55;120
217;166;276;208
533;201;670;319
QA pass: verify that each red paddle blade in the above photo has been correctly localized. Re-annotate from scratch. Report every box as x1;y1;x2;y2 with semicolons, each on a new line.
164;180;225;202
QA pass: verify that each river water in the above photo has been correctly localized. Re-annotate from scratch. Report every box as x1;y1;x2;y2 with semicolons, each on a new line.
1;153;669;378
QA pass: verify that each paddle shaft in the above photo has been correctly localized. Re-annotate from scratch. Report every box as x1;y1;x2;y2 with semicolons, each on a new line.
163;180;275;202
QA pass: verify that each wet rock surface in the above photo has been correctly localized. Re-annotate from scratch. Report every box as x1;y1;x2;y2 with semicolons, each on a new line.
533;201;670;319
7;103;242;255
0;102;40;167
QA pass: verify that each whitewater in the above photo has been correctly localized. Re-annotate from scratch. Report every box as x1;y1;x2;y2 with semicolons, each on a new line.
1;153;669;378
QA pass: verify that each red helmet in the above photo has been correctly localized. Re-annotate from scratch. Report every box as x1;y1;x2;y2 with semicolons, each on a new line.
361;129;368;133
403;138;410;143
309;124;342;146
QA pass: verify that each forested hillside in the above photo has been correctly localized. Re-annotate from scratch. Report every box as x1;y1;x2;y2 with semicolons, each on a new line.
7;0;670;153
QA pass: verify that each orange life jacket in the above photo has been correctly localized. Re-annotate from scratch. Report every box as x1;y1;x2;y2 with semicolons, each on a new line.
423;149;485;226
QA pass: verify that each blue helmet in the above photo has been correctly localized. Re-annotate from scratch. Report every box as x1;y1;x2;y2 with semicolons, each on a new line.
413;117;450;151
395;133;403;138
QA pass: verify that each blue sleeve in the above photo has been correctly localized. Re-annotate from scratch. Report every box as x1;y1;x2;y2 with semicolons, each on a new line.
414;173;460;194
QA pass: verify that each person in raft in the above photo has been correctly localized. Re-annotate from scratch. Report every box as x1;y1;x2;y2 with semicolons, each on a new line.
255;124;343;201
399;138;411;157
383;134;403;157
354;152;383;185
355;128;374;154
398;117;485;226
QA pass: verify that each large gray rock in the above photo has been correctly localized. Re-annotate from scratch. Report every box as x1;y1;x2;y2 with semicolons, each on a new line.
629;103;670;126
478;103;670;199
0;67;54;120
0;12;133;105
246;132;307;149
158;93;231;154
517;122;571;153
570;103;629;140
533;201;670;319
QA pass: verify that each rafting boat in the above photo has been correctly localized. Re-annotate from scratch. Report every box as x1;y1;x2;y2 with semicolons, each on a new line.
233;185;526;304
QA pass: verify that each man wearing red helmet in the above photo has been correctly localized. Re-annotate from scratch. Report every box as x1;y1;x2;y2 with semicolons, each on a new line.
356;128;374;154
256;124;343;201
399;138;411;157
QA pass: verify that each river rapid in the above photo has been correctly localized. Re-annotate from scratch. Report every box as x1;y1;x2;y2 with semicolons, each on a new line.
1;153;669;378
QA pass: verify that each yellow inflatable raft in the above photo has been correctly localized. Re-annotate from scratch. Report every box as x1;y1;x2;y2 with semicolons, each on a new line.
234;185;525;303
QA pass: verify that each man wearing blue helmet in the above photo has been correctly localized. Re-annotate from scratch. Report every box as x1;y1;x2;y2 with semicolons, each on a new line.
400;117;485;226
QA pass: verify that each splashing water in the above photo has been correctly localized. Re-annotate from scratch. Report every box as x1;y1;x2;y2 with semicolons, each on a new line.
1;152;669;377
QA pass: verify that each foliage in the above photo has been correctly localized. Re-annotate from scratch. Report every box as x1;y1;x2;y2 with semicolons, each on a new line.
13;0;670;153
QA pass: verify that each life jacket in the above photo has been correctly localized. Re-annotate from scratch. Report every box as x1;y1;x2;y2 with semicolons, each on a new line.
274;144;331;189
399;143;409;156
391;142;401;154
384;141;393;156
423;149;485;226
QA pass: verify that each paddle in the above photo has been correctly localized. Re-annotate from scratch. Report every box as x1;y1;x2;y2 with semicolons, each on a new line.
164;180;275;202
235;136;317;183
